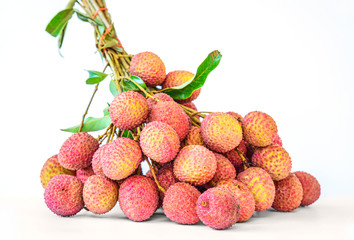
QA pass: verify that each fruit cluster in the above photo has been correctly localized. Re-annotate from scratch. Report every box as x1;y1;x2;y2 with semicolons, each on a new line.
41;52;321;230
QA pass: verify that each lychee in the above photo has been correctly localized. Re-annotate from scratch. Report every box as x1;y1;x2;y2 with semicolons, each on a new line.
118;175;159;221
44;175;84;216
224;149;246;174
173;145;217;186
154;163;179;201
196;187;240;230
91;143;110;176
211;153;236;183
129;52;166;87
226;111;243;122
109;91;149;130
184;126;204;146
237;167;275;211
83;175;118;214
76;166;94;184
140;121;180;163
58;132;99;170
201;112;243;153
272;133;283;146
146;93;174;109
294;171;321;206
163;182;201;224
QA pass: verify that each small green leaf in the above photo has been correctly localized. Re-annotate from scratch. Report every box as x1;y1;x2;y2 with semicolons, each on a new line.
58;23;68;50
161;50;222;100
103;106;109;116
121;75;147;92
46;9;75;37
121;130;134;139
86;70;108;85
75;10;103;26
97;40;119;51
109;79;119;97
61;115;112;133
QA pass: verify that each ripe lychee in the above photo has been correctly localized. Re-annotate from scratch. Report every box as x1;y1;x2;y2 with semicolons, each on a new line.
76;166;94;184
227;111;243;122
163;70;200;103
40;155;75;188
140;121;180;163
146;93;174;109
44;175;84;216
217;179;255;222
237;167;275;211
272;173;303;212
58;132;99;170
91;143;110;176
109;91;149;131
118;175;159;221
83;175;118;214
251;144;292;181
148;101;190;141
197;187;240;230
224;149;246;174
173;145;217;186
294;171;321;206
201;112;243;153
184;126;204;146
163;182;201;224
242;111;277;147
211;153;236;183
129;52;166;87
102;137;142;180
154;163;179;201
272;133;283;146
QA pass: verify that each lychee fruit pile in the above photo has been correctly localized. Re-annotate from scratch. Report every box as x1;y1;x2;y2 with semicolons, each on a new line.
41;51;321;230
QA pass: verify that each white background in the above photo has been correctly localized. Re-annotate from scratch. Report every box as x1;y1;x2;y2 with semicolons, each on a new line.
0;0;353;239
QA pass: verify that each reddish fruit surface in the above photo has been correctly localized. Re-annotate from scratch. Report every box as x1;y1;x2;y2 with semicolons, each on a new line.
294;171;321;206
211;153;236;183
76;166;94;184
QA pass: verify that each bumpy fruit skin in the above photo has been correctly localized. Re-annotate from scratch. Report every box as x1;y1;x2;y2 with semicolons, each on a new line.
44;175;84;216
129;52;166;87
92;143;110;176
217;179;255;222
146;93;174;109
201;112;243;153
140;121;180;163
58;132;99;170
148;101;190;141
272;133;283;146
184;126;204;146
118;175;159;221
252;145;292;181
76;166;94;184
225;149;246;174
212;153;236;183
163;70;200;103
242;111;277;147
109;91;149;131
163;182;201;224
174;145;217;186
294;171;321;206
237;167;275;211
197;187;240;229
155;163;179;201
227;111;243;122
83;175;118;214
272;173;303;212
102;138;142;180
40;155;75;188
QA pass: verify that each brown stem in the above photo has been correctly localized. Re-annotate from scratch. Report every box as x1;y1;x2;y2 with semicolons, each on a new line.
235;148;251;169
146;158;165;193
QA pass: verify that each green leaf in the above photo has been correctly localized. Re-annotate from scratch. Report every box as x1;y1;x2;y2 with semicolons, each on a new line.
161;50;222;100
75;10;103;26
86;70;108;85
97;40;119;51
121;130;134;139
109;79;119;97
121;75;147;92
103;106;109;116
57;23;68;50
46;9;75;37
61;115;112;133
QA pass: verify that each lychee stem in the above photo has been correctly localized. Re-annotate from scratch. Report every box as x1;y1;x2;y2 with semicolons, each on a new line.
235;148;251;170
201;201;209;207
146;157;165;193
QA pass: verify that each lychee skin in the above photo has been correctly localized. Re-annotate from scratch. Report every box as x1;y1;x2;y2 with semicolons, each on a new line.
118;175;159;221
272;133;283;146
251;145;292;181
58;132;99;171
129;52;166;87
272;173;303;212
294;171;321;206
91;143;110;176
163;70;200;103
109;91;149;131
224;149;246;174
173;145;217;186
76;166;94;184
155;163;179;201
197;187;240;230
201;112;243;153
102;138;142;180
40;155;76;188
226;111;243;122
163;182;201;224
148;101;190;141
184;126;204;146
44;175;84;216
237;167;275;211
217;179;255;222
140;121;180;163
242;111;277;147
83;175;118;214
146;93;174;109
212;153;236;183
